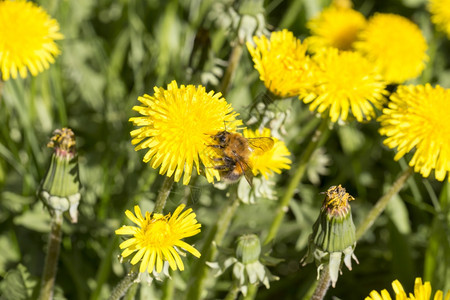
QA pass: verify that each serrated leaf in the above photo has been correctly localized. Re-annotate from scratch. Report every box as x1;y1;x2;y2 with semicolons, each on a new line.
0;264;36;300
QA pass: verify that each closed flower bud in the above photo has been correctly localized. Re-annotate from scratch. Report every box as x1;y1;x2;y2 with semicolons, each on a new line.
301;185;358;288
39;128;81;223
236;234;261;264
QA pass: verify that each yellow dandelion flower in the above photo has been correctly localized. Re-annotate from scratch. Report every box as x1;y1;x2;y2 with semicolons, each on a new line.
429;0;450;39
129;80;241;185
306;5;366;52
355;13;428;84
0;0;63;81
243;128;291;179
379;84;450;181
365;278;450;300
115;204;201;274
301;48;387;123
246;29;316;98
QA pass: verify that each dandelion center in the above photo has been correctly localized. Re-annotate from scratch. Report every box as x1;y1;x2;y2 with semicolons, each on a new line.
141;218;172;247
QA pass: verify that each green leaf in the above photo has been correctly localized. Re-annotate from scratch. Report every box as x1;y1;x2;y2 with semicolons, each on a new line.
0;264;36;300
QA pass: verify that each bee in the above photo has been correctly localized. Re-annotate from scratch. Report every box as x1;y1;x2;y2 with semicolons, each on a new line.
210;130;274;186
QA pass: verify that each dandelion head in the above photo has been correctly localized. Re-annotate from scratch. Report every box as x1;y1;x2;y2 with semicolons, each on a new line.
429;0;450;39
243;128;291;179
115;204;201;274
246;29;316;98
0;0;64;81
355;13;428;84
379;84;450;181
129;80;241;185
365;277;449;300
301;48;387;123
306;5;366;52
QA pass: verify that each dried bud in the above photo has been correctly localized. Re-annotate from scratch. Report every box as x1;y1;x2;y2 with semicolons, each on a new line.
301;185;358;288
39;128;81;223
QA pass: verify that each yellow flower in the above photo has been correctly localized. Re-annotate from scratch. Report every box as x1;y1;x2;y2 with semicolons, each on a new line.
429;0;450;39
301;48;387;123
243;128;291;179
365;277;450;300
379;84;450;181
355;13;428;84
115;204;201;274
246;29;316;98
306;5;366;52
0;0;63;81
129;80;241;185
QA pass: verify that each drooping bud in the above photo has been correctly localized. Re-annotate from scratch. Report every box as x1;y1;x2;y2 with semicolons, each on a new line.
301;185;358;288
236;234;262;264
39;128;81;223
207;234;279;296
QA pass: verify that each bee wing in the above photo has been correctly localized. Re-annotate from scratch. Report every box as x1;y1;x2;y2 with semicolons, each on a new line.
243;168;254;187
248;137;274;155
234;159;254;187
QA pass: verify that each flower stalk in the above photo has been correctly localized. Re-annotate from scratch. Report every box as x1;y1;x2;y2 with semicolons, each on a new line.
108;272;138;300
220;42;244;96
186;185;240;300
311;268;331;300
356;166;413;239
264;117;329;245
153;175;175;214
39;211;63;300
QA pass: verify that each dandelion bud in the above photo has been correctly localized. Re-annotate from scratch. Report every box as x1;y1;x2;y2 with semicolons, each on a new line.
301;185;358;288
208;234;279;296
235;0;267;44
39;128;81;223
236;234;261;264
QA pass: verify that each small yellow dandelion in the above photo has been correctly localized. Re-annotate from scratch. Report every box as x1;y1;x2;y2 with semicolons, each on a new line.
243;128;291;179
306;5;366;52
0;0;64;81
129;80;241;185
379;84;450;181
246;29;316;98
355;13;428;84
115;204;201;274
429;0;450;39
365;277;450;300
300;48;387;123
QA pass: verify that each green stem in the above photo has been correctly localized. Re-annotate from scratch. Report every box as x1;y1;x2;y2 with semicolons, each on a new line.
39;211;63;300
264;118;330;245
224;282;240;300
356;166;413;240
162;270;174;300
311;268;330;300
153;175;175;214
185;185;240;300
220;42;243;96
108;272;138;300
242;283;258;300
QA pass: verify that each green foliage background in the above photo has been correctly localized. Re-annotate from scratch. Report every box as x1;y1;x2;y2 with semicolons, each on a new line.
0;0;449;299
